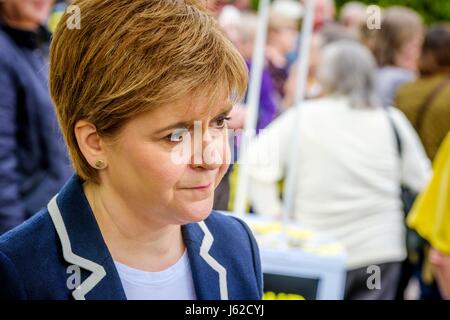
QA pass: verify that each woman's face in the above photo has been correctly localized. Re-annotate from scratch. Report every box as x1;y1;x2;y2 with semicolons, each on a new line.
101;93;232;226
1;0;53;29
396;32;423;71
275;26;298;56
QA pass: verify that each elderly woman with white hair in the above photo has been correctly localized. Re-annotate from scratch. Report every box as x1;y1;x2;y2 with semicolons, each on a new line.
248;40;431;300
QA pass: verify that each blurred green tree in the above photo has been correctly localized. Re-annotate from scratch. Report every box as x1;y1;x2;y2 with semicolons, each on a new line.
250;0;450;25
336;0;450;24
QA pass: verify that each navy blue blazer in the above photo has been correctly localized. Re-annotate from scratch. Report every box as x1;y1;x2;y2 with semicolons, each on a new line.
0;175;263;300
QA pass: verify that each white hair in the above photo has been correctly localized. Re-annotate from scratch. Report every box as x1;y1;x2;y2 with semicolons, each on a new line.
316;40;379;108
271;0;304;21
238;12;259;43
339;1;367;23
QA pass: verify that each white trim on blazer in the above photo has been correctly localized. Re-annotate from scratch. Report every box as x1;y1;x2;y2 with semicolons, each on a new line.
47;195;229;300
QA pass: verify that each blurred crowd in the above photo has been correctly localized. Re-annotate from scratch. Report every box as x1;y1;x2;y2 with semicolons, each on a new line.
0;0;449;300
209;0;450;300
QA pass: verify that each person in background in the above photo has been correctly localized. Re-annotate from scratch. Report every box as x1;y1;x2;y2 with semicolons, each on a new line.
266;0;302;106
373;6;423;108
339;1;367;39
283;22;357;105
396;26;450;299
0;0;72;234
407;132;450;300
237;13;279;130
0;0;262;300
396;24;450;161
302;0;335;32
248;40;431;299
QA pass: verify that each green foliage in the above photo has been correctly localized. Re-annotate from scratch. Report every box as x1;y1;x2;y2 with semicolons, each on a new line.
250;0;450;25
336;0;450;25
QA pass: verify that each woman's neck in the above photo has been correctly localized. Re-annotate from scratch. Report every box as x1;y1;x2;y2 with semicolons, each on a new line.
83;182;186;272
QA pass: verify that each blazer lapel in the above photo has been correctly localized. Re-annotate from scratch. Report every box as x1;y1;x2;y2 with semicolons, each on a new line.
182;221;228;300
47;175;228;300
47;175;126;300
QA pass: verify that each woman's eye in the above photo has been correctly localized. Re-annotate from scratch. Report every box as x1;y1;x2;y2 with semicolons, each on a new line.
214;116;231;128
165;128;188;143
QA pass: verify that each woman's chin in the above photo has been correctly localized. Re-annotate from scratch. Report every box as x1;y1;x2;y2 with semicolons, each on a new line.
177;200;214;224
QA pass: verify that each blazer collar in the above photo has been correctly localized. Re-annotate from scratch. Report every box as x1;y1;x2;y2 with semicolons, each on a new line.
182;222;228;300
47;175;125;300
47;175;228;300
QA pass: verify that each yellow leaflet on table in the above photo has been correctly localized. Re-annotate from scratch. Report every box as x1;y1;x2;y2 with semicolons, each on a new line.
247;220;345;257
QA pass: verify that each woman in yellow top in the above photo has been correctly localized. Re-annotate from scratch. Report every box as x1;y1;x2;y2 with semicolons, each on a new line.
408;132;450;299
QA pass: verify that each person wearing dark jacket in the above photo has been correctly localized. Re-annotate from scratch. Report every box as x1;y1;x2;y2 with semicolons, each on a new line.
0;0;72;234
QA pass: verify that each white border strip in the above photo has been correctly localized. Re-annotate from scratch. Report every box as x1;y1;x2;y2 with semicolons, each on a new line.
198;221;228;300
47;195;106;300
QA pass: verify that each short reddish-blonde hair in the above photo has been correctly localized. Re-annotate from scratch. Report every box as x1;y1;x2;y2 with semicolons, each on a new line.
49;0;248;182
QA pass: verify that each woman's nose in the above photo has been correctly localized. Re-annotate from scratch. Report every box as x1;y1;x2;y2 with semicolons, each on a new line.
190;128;229;170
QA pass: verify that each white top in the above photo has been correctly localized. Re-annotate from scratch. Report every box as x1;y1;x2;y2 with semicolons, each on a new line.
247;96;431;269
114;250;197;300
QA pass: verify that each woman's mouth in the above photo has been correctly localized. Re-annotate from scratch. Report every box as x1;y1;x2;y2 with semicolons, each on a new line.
184;183;212;191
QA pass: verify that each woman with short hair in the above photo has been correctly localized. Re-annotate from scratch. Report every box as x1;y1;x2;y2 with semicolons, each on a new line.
0;0;262;300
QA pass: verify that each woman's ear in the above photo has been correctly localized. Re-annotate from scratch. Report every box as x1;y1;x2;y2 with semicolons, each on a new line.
74;120;108;169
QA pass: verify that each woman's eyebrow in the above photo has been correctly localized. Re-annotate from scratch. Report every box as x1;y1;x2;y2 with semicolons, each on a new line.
215;104;233;117
155;121;192;134
155;104;234;134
